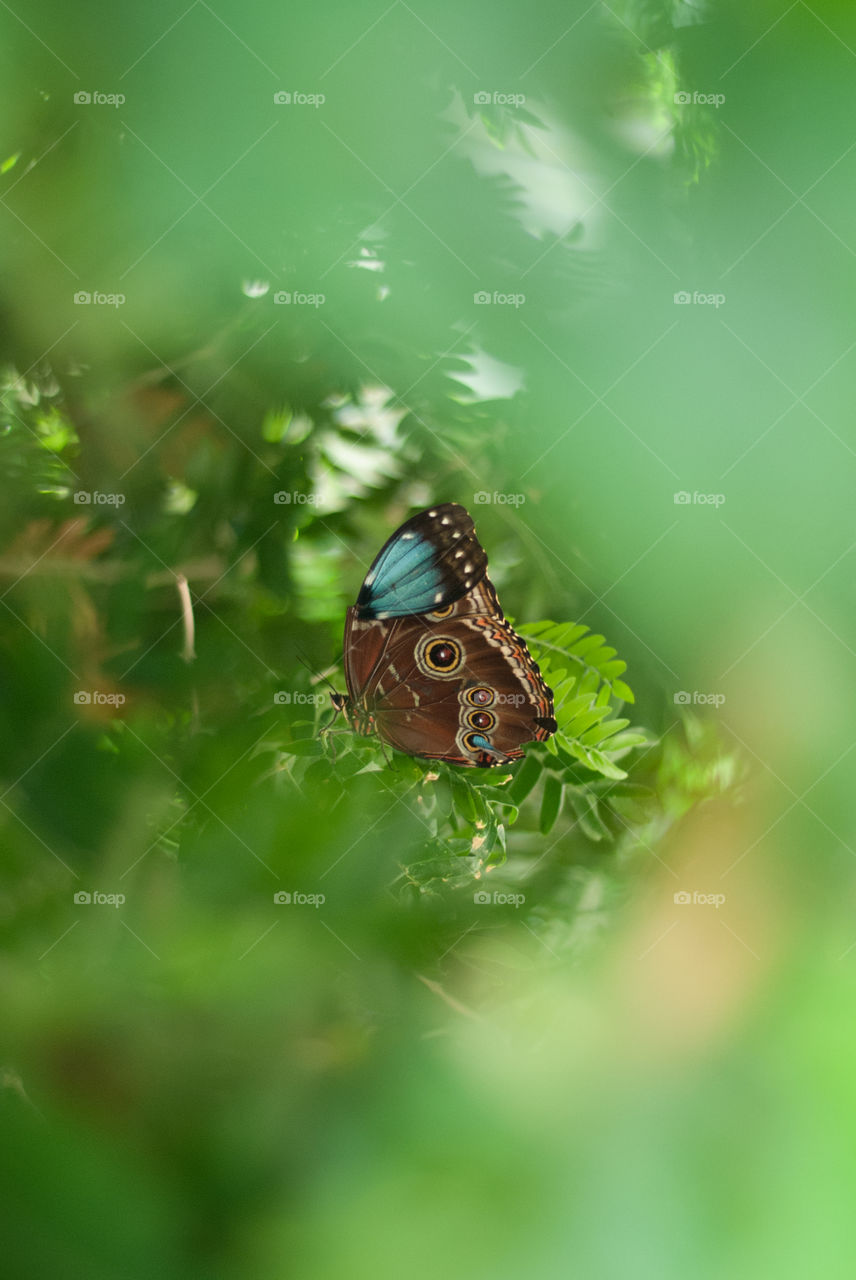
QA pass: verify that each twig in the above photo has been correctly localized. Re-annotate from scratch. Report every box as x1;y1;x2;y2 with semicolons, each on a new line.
175;573;196;663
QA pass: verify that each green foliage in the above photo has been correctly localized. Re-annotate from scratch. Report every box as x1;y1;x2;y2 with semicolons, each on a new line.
0;363;739;941
8;1;847;1276
274;614;734;904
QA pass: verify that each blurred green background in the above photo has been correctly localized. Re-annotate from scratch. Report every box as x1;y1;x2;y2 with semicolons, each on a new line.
2;1;856;1276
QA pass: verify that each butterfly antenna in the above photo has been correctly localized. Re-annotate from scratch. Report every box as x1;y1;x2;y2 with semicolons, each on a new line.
292;651;348;757
295;648;340;694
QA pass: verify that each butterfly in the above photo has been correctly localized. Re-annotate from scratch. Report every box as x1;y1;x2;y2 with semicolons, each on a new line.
329;503;556;768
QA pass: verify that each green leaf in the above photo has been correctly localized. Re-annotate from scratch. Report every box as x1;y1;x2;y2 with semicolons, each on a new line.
613;679;635;704
553;693;596;721
565;707;611;737
605;730;651;753
568;788;613;842
508;753;542;804
579;717;630;747
558;736;628;781
539;774;563;834
281;737;323;756
261;404;293;443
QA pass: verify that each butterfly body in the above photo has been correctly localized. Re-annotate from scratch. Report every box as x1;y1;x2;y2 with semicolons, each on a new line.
332;505;555;768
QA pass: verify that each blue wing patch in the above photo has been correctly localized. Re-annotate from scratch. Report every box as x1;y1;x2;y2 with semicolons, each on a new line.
356;504;488;618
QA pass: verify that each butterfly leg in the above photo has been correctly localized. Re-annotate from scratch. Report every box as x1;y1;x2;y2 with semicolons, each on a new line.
318;694;349;763
377;735;396;771
320;724;356;764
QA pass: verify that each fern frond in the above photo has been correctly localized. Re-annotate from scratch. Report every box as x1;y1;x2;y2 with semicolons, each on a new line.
517;619;635;704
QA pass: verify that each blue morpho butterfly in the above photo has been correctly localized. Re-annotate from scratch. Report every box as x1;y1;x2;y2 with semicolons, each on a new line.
329;503;556;768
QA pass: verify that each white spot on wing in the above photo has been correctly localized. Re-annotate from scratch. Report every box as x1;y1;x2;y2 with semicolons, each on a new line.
434;591;443;602
440;516;451;525
428;509;437;517
401;532;415;540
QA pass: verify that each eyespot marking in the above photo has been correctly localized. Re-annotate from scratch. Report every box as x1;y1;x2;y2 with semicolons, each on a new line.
466;709;496;731
463;685;494;707
427;641;459;669
415;633;464;676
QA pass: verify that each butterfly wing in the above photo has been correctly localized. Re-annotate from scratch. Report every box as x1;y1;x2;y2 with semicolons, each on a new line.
342;501;489;717
355;503;487;620
351;581;556;768
340;504;555;768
